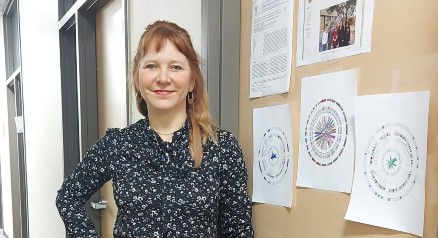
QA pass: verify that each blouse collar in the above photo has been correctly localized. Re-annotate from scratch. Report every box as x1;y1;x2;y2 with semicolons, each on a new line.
141;116;190;148
137;116;194;177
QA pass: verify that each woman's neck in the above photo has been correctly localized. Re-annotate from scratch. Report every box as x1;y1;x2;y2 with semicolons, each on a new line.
148;109;187;136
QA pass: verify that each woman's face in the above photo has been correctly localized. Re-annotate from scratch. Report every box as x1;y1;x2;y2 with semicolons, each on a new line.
138;40;194;115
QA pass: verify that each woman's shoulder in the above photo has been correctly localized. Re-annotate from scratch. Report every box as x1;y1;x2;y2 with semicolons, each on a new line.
216;127;235;141
102;118;147;142
213;128;247;169
214;127;241;150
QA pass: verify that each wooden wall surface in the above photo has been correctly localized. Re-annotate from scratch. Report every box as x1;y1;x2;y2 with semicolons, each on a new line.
239;0;438;237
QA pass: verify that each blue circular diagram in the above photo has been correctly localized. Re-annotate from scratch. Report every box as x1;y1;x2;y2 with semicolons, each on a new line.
257;127;290;185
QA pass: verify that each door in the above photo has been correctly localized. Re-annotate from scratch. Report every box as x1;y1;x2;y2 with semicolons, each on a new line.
6;75;28;238
59;1;111;236
3;1;28;237
95;0;127;237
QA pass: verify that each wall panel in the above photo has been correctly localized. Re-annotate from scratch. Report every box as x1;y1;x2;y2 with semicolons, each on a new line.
239;0;438;237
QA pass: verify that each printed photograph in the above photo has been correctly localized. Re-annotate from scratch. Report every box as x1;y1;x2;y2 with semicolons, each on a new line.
319;0;357;52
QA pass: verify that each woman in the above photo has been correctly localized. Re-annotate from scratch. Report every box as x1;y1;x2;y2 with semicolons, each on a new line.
345;22;351;46
56;20;254;237
321;26;329;51
331;23;339;49
338;20;345;47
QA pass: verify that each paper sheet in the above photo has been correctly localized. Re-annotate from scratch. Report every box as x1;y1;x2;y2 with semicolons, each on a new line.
345;91;430;237
296;0;374;66
249;0;294;98
296;69;357;193
14;116;24;133
252;104;293;207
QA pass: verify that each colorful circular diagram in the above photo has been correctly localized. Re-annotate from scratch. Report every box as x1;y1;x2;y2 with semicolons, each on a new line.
257;127;290;185
363;123;419;201
304;98;348;166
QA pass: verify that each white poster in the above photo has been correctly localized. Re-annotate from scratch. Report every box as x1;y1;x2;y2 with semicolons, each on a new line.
253;104;293;207
296;69;357;193
249;0;294;98
296;0;374;66
345;91;430;237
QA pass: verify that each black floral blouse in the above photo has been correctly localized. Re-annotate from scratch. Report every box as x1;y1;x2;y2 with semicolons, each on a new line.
56;118;254;237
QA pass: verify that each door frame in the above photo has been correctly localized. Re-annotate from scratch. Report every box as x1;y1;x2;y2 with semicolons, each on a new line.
58;0;109;235
3;0;28;237
202;0;241;137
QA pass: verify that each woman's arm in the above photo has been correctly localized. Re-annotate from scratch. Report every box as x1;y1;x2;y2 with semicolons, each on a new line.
56;129;117;237
219;132;254;238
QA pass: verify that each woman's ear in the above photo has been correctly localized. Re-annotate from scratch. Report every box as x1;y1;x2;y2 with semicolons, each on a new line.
190;78;196;91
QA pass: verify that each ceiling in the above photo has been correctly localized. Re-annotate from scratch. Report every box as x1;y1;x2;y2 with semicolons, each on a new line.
0;0;6;12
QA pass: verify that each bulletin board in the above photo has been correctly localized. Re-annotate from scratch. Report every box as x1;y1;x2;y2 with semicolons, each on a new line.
239;0;438;237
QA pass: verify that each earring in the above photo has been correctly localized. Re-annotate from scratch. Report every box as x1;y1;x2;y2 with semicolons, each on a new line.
187;92;194;105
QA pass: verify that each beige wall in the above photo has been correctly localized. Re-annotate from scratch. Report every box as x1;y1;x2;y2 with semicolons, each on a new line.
19;0;65;237
239;0;438;237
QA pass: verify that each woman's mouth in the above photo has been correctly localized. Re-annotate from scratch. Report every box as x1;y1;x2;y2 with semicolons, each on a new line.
154;90;173;96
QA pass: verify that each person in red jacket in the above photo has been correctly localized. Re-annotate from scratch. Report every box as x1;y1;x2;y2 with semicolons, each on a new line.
331;23;339;49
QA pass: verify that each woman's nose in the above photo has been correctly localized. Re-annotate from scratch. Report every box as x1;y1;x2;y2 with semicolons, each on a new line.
157;69;170;83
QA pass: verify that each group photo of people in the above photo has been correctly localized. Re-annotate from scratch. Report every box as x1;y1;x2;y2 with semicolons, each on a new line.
319;0;357;52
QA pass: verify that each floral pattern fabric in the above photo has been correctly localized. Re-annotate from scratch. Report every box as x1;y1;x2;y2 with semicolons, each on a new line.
56;118;254;237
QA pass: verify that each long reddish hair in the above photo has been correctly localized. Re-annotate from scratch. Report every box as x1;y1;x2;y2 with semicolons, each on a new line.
132;20;217;167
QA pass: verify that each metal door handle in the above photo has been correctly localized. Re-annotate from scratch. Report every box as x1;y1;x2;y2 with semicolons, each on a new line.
90;199;107;210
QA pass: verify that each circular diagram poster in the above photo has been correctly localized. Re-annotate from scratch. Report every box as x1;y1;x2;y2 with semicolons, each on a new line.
257;127;291;185
297;69;357;193
304;98;348;167
345;91;429;237
252;104;293;207
363;123;419;201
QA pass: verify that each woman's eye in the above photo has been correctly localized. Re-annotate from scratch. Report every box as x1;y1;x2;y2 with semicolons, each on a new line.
144;64;157;69
170;65;183;71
